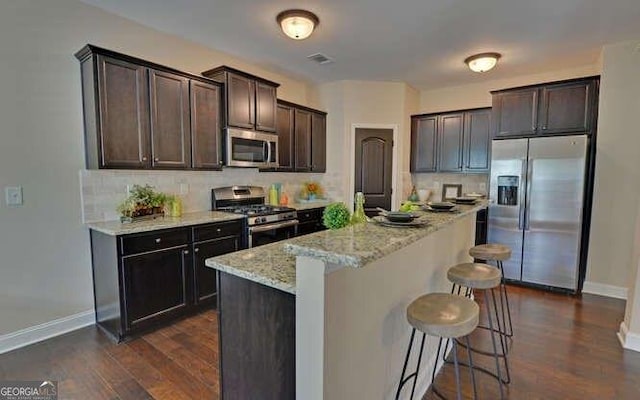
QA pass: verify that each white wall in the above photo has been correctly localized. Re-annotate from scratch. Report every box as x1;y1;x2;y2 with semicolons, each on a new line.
317;80;420;207
0;0;316;337
588;41;640;293
419;64;600;112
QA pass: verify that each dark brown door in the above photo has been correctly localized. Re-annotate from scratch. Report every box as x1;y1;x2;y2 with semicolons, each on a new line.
493;88;538;137
149;69;191;169
123;246;190;332
96;55;150;168
355;128;393;216
438;113;464;172
276;104;295;171
227;72;255;129
193;236;240;306
191;80;222;169
294;109;311;171
463;109;491;172
410;116;438;172
255;81;277;132
539;81;592;134
310;112;327;172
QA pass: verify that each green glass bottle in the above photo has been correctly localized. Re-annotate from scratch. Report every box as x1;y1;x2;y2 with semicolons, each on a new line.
351;192;367;224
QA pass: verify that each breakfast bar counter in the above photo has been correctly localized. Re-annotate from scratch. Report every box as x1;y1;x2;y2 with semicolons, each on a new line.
205;201;488;400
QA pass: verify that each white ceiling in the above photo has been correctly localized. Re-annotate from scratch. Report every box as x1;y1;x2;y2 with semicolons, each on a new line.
81;0;640;89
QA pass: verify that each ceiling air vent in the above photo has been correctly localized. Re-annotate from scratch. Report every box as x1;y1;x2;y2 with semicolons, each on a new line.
307;53;334;65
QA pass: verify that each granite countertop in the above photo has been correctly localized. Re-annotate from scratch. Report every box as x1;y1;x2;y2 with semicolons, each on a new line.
206;201;488;294
86;211;245;236
289;201;331;211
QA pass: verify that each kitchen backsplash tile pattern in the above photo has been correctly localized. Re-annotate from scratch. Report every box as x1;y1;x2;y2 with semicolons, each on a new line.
80;169;343;223
411;173;489;202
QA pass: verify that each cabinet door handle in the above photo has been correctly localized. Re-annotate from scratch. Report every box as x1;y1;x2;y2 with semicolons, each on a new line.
155;238;161;243
194;248;199;253
142;156;148;161
154;157;160;162
183;250;190;255
541;125;547;130
216;228;222;233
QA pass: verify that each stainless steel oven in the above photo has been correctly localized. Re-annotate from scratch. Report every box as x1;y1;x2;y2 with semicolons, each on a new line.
212;186;298;249
247;219;298;248
226;128;278;168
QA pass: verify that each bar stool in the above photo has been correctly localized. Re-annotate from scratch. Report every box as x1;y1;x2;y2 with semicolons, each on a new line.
396;293;479;400
469;244;513;338
442;263;508;398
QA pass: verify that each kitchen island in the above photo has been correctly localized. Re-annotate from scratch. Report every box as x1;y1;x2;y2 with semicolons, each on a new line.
205;201;487;400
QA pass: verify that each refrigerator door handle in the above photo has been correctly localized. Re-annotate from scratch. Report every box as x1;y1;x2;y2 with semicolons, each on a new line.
525;159;534;230
518;158;527;230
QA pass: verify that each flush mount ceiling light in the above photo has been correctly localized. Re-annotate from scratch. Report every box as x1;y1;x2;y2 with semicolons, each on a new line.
464;52;501;73
276;9;319;40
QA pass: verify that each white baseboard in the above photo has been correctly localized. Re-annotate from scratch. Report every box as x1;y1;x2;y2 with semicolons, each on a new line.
0;310;95;354
582;281;628;300
618;321;640;352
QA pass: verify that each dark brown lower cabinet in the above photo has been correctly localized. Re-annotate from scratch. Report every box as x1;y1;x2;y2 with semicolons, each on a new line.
296;207;326;236
123;245;191;331
218;271;295;400
90;220;242;342
193;236;240;306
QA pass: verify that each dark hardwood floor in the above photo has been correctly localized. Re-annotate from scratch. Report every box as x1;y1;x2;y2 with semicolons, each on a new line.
424;286;640;399
1;286;639;399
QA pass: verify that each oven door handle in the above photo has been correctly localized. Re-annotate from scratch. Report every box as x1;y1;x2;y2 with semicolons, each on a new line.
248;219;299;234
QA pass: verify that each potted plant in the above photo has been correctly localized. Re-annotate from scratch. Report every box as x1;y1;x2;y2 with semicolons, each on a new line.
300;181;324;201
116;184;168;222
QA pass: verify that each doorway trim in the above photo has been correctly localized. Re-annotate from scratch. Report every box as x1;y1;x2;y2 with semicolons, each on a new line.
349;123;399;212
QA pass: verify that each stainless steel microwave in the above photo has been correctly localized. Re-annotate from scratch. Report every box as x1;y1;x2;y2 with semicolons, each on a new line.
225;128;278;168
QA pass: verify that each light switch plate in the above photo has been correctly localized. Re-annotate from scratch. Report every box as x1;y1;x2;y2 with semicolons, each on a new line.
5;186;23;206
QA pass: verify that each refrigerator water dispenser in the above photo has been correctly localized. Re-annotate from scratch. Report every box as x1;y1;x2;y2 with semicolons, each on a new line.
497;176;519;206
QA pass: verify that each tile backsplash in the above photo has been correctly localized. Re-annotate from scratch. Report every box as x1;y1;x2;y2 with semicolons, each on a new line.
411;173;489;202
80;169;343;223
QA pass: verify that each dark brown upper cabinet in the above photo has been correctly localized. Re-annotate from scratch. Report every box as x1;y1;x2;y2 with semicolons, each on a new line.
227;73;255;130
269;100;327;173
464;109;492;171
191;80;223;169
492;88;538;138
276;104;295;171
149;70;191;169
76;45;223;171
411;116;438;172
310;112;327;172
202;66;279;133
492;77;599;138
294;109;312;171
256;82;277;132
538;81;594;134
438;113;464;172
92;55;151;169
411;108;491;174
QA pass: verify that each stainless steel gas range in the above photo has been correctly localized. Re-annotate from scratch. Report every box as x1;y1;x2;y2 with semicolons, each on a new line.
211;186;298;248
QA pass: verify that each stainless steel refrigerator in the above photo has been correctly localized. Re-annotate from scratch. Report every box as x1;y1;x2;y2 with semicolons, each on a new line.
488;135;588;291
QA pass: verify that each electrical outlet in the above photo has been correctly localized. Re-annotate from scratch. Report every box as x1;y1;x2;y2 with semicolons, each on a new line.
5;186;23;206
126;185;133;196
479;182;487;192
180;183;189;195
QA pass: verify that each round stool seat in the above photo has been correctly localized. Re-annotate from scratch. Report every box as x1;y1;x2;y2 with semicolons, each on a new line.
407;293;479;338
448;263;502;290
469;244;511;261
